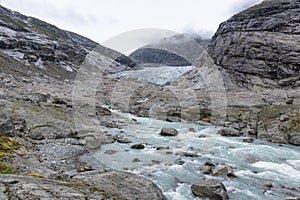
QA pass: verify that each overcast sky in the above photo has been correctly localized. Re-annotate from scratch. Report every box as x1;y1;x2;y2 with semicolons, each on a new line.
0;0;262;43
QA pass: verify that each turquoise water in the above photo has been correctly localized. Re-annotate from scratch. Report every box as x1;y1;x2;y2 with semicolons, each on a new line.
94;111;300;200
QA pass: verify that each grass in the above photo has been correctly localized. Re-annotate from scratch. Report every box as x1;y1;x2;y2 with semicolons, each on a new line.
27;173;45;179
0;136;21;174
0;162;18;174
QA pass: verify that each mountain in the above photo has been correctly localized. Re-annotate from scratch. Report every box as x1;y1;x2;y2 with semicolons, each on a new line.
162;0;300;146
208;0;300;87
0;5;135;80
129;34;210;66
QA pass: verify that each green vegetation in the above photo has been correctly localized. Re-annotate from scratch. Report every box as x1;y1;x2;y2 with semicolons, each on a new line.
0;136;21;174
0;162;18;174
27;173;45;179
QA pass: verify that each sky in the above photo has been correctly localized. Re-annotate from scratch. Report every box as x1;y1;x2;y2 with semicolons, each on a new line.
0;0;263;44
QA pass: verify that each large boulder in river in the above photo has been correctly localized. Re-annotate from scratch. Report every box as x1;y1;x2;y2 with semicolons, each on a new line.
160;128;179;136
0;113;16;136
191;179;229;200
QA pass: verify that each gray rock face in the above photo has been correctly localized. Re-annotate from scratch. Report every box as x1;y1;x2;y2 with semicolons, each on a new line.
208;0;300;87
0;113;16;136
191;179;229;200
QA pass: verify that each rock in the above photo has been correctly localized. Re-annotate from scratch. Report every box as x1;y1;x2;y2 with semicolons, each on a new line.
156;146;170;150
264;182;273;188
174;158;185;165
116;137;132;144
191;179;229;200
104;150;117;155
189;128;196;132
74;170;167;200
151;160;160;165
132;158;141;162
218;127;241;137
280;115;290;122
160;128;179;136
227;172;238;178
95;106;111;116
131;143;145;149
201;165;213;174
166;116;181;122
212;165;229;176
204;161;216;167
243;138;254;143
0;113;16;136
286;197;300;200
208;0;300;86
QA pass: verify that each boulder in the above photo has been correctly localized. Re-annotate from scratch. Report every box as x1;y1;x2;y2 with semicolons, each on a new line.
191;179;229;200
131;143;145;149
160;128;178;136
212;165;229;176
74;170;167;200
0;113;16;137
218;127;241;137
95;106;111;116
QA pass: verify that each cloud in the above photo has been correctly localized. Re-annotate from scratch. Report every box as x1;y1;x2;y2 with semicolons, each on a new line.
0;0;264;43
227;0;263;15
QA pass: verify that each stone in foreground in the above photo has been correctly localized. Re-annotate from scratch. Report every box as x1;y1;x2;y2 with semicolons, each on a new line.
160;128;179;136
191;179;229;200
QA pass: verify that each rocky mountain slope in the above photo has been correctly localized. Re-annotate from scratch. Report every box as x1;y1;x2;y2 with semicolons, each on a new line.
0;4;165;200
129;34;209;66
208;0;300;88
0;4;135;80
169;0;300;145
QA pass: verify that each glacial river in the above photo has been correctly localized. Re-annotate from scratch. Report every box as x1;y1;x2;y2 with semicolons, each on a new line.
94;65;300;199
94;111;300;200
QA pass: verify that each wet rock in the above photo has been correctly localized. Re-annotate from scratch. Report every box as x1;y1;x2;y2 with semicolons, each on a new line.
218;127;241;137
116;137;132;144
0;113;16;136
201;165;213;174
264;182;273;188
132;158;141;162
204;161;216;167
191;179;229;200
174;158;185;165
151;160;160;165
160;128;178;136
212;165;229;176
189;128;196;132
156;146;170;150
227;172;238;178
104;150;117;155
243;138;254;143
131;143;145;149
